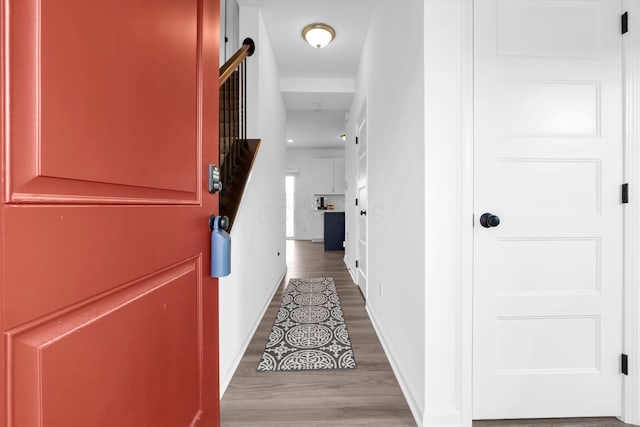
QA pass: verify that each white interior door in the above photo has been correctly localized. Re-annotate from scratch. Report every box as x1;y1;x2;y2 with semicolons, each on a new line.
473;0;624;419
357;117;368;299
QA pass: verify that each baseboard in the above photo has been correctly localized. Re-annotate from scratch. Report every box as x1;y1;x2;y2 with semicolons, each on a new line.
422;409;466;427
219;265;287;397
344;255;357;284
366;305;424;427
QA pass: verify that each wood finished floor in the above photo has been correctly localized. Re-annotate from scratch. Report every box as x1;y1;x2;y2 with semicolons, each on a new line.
221;241;636;427
221;240;417;427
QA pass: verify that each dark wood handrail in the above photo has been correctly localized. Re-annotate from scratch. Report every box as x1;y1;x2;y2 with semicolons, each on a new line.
219;38;255;87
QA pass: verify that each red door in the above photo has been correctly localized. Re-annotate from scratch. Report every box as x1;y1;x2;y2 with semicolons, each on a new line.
1;0;220;425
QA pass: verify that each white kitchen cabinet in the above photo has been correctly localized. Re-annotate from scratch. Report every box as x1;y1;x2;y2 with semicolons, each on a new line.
312;158;345;195
333;158;345;194
310;211;324;241
312;159;334;195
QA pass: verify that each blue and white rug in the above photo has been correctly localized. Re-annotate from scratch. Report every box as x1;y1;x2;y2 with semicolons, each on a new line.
257;277;357;371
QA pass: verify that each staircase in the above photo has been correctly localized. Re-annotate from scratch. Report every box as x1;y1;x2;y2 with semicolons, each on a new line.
218;38;259;231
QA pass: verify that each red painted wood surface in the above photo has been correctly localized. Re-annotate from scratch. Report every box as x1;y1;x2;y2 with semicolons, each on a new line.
1;0;220;425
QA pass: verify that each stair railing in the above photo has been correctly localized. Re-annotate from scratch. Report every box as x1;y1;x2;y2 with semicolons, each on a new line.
218;38;255;229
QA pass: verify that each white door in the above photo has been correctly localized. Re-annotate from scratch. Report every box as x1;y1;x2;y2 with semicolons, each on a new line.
473;0;624;419
357;117;368;298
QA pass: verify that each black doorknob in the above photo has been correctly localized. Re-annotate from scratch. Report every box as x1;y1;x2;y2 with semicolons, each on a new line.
480;213;500;228
360;210;367;216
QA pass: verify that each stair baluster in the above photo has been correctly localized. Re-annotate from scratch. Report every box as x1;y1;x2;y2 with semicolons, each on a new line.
218;38;261;231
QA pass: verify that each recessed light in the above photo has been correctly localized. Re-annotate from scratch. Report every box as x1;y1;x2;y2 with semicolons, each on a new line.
287;139;294;143
302;23;336;49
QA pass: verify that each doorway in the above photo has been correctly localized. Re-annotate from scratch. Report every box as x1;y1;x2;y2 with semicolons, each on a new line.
286;175;295;239
472;0;624;420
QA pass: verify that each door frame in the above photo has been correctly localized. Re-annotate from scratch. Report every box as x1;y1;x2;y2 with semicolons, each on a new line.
356;103;368;300
285;174;296;240
451;0;640;425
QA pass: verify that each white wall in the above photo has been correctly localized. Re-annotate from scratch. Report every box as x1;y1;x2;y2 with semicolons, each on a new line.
219;6;287;396
286;110;347;149
286;148;346;240
220;0;240;64
345;0;426;424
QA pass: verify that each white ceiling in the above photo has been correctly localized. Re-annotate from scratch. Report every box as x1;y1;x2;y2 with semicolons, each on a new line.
238;0;374;148
240;0;375;79
282;92;353;111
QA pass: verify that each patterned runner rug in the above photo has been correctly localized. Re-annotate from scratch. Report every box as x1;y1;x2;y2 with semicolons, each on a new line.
257;277;357;371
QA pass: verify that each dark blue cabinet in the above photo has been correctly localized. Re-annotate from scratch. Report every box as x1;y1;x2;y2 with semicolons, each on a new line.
324;212;345;251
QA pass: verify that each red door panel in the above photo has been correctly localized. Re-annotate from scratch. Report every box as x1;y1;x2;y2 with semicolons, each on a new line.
7;0;202;203
12;261;202;426
39;0;199;192
1;0;220;425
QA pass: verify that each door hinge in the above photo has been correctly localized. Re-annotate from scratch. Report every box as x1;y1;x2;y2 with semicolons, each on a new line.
355;198;359;206
355;260;359;268
622;183;629;204
355;136;359;145
622;12;629;34
622;354;629;375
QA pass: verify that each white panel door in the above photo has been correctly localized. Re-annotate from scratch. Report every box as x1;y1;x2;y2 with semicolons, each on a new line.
357;118;368;298
473;0;624;419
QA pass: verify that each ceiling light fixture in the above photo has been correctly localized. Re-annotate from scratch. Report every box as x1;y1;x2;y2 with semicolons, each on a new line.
302;23;336;49
340;133;347;141
287;139;294;143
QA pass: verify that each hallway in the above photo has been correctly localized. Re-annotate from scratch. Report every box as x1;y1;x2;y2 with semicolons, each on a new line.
221;240;417;426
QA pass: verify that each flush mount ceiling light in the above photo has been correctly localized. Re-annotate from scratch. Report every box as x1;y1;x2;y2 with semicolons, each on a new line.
302;23;335;49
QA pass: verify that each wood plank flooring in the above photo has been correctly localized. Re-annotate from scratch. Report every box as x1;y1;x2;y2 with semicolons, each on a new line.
221;240;637;427
221;240;417;426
